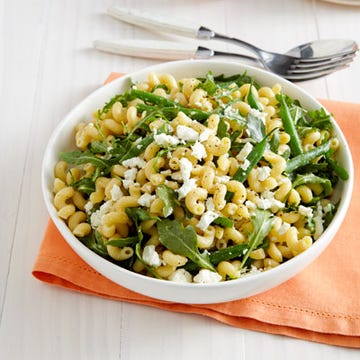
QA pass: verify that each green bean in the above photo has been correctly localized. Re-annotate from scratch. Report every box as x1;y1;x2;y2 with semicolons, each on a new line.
286;141;331;173
247;82;262;111
278;94;303;156
233;133;271;183
326;154;349;180
130;89;210;121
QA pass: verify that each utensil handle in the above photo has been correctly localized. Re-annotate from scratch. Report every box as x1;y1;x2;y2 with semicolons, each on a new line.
93;39;199;60
107;7;210;39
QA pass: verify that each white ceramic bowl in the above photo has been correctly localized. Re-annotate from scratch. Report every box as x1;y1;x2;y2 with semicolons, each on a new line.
42;60;354;304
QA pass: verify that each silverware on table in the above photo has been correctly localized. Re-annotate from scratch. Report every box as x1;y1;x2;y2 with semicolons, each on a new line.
94;7;358;81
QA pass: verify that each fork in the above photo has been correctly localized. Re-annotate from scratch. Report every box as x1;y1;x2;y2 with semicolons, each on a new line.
106;7;357;81
93;39;356;82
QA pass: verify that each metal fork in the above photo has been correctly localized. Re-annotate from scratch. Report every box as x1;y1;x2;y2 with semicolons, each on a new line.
106;7;358;81
94;39;357;82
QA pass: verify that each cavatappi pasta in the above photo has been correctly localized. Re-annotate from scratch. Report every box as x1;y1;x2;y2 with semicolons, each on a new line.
53;71;348;283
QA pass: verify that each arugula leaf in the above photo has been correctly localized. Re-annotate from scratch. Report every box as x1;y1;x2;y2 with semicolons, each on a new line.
89;139;109;154
106;236;139;247
119;134;155;163
246;111;266;143
71;177;95;195
307;108;334;130
239;209;274;270
199;71;217;95
79;231;108;258
60;150;111;173
125;207;160;242
156;184;178;218
292;173;333;197
97;91;135;119
212;217;234;228
157;219;215;271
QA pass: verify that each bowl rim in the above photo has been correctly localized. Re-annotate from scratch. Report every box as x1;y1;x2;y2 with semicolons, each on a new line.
41;59;354;303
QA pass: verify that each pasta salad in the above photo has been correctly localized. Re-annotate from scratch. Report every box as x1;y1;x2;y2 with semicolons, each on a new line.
53;71;348;283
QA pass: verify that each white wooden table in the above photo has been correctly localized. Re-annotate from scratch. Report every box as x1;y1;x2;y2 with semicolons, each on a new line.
1;0;359;358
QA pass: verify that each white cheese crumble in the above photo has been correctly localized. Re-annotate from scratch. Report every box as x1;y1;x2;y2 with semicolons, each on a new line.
137;193;156;207
256;166;271;182
245;200;257;210
193;269;222;284
313;202;324;240
154;133;180;147
256;190;285;211
298;205;313;218
142;245;161;267
249;108;266;122
122;156;146;168
176;125;199;142
168;269;193;283
216;175;231;184
170;171;184;182
206;197;215;211
178;157;193;181
240;159;250;171
236;142;253;162
278;222;291;235
177;178;197;199
110;184;122;201
191;141;207;160
199;128;213;142
90;201;112;229
84;201;93;214
196;211;220;231
122;168;138;190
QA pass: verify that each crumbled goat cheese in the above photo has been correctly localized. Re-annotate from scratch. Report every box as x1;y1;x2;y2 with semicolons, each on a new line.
278;222;291;235
245;200;257;210
154;133;180;147
216;175;231;184
84;201;93;214
124;168;137;181
249;108;266;122
123;167;139;189
224;105;238;118
206;197;215;211
298;205;313;218
170;171;184;182
193;269;222;284
240;159;250;171
256;166;271;181
313;202;324;240
176;125;199;142
256;190;285;211
168;269;193;283
179;157;193;181
122;156;146;168
90;201;112;229
199;128;213;142
191;141;207;160
236;142;254;162
196;211;220;231
142;245;161;267
137;193;156;207
177;178;197;200
110;184;122;201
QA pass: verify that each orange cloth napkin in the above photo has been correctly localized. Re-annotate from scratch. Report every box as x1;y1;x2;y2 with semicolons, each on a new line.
33;73;360;348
